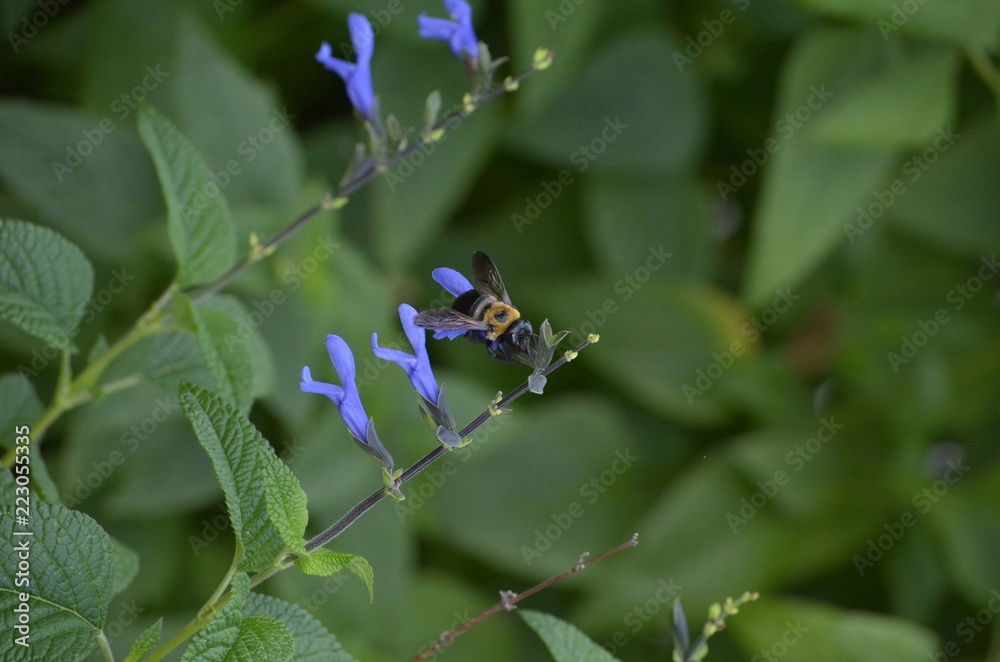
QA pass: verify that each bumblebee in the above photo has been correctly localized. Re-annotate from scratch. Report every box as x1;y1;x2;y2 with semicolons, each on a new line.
414;252;537;365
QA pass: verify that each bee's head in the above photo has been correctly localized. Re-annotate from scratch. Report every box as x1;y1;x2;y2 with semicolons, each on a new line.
508;319;534;350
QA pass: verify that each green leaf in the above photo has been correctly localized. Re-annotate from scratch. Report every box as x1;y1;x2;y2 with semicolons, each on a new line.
203;294;276;400
137;104;236;287
243;592;358;662
582;175;713;280
263;458;309;557
295;550;374;602
102;331;213;395
520;610;620;662
374;104;502;269
110;537;140;596
811;50;957;149
0;219;94;350
743;28;897;307
0;100;163;266
124;618;162;662
931;466;1000;605
182;574;295;662
165;19;304;208
508;0;604;119
506;32;706;175
0;373;43;450
796;0;1000;49
0;501;115;661
522;280;750;426
728;598;937;660
189;298;255;413
890;119;1000;256
179;383;286;573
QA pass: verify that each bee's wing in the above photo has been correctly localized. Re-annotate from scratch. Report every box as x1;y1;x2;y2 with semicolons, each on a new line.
471;251;512;305
413;307;490;332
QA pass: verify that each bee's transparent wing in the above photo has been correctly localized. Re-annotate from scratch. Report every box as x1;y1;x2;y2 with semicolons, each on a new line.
413;308;490;332
470;251;512;305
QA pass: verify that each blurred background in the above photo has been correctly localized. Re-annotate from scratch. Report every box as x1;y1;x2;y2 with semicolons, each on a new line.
2;0;999;659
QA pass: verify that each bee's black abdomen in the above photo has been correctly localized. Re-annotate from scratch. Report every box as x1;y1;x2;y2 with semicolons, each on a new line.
452;290;481;317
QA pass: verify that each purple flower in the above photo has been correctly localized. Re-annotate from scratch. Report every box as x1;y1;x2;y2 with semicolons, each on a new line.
316;13;376;118
418;0;479;64
428;267;473;340
301;335;393;470
373;304;441;404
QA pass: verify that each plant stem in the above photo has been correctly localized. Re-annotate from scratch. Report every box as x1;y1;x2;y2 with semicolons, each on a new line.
303;336;596;553
184;62;543;307
409;533;639;662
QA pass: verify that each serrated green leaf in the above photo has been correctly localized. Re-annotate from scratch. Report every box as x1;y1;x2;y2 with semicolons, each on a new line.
137;105;236;287
243;593;358;662
202;294;276;400
238;615;295;662
190;301;255;413
263;458;308;557
0;218;94;350
811;50;957;149
295;550;373;602
520;610;620;662
179;383;285;573
111;537;140;596
124;618;162;662
0;501;115;661
0;373;43;450
182;574;294;662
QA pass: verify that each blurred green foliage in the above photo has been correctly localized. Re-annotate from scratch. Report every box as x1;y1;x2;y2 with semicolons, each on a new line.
1;0;999;660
